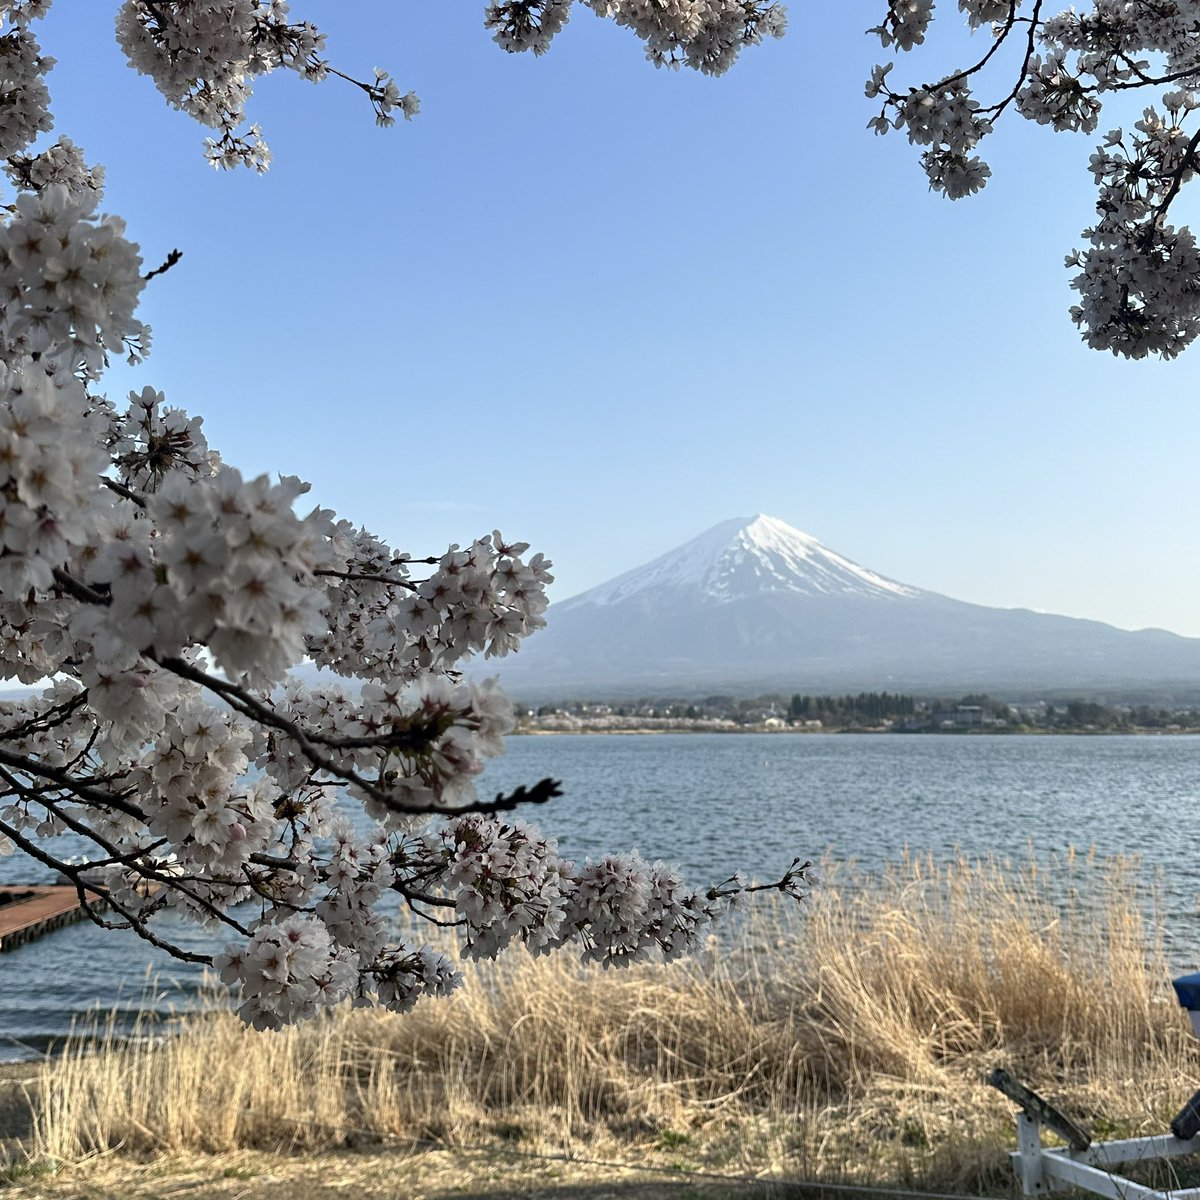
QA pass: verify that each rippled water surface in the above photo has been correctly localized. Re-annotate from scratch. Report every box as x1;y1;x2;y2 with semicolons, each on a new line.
3;733;1198;1058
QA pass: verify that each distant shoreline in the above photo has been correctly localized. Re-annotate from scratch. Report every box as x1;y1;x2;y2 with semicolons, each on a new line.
513;725;1195;737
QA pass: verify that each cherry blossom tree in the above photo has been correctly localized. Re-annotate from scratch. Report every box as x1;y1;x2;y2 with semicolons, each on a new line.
0;0;808;1031
868;0;1200;360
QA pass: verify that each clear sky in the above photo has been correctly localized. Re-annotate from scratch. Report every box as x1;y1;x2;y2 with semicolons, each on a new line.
35;2;1200;636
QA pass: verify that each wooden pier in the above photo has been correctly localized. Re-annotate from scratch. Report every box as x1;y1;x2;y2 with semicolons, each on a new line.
0;885;100;951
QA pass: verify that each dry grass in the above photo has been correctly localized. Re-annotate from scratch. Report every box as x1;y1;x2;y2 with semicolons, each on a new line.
24;850;1199;1194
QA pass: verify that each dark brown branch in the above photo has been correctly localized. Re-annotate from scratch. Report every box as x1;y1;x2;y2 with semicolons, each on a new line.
143;248;182;282
1154;124;1200;223
51;567;109;606
977;0;1044;118
249;852;299;871
0;691;87;743
314;568;418;591
927;1;1025;95
467;777;563;816
101;476;148;508
0;745;143;818
0;815;211;965
706;857;813;902
403;901;465;928
153;654;435;812
62;716;102;774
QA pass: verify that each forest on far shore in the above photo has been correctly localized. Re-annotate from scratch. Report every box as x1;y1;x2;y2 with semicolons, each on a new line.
521;692;1200;732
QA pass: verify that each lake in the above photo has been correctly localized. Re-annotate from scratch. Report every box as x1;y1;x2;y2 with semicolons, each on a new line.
2;733;1197;1059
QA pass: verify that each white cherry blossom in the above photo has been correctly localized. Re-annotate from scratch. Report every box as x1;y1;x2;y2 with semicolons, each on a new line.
869;0;1200;357
0;0;816;1027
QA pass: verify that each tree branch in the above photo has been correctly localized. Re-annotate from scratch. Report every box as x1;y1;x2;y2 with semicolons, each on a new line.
976;0;1044;119
0;815;212;965
51;567;109;606
101;476;148;508
0;744;143;818
143;248;182;282
1154;124;1200;224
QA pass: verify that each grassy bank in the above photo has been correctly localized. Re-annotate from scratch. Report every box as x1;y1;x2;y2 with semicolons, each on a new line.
19;851;1199;1195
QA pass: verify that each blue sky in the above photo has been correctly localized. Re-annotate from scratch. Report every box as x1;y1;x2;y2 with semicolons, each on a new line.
37;2;1200;635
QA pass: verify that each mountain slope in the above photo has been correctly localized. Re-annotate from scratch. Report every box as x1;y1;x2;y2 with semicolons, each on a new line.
491;516;1200;699
564;515;922;608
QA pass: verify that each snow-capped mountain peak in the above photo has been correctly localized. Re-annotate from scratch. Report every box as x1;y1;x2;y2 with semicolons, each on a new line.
559;515;922;610
488;514;1200;697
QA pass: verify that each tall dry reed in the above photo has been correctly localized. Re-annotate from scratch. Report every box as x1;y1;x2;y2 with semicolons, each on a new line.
30;851;1200;1190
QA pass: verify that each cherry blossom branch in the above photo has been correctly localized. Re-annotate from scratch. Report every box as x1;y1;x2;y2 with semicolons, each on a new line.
51;567;109;606
0;745;143;818
0;691;86;742
0;814;212;965
931;4;1024;93
143;248;182;282
153;653;444;814
0;768;253;936
1153;125;1200;224
706;857;814;901
101;476;146;507
978;0;1045;118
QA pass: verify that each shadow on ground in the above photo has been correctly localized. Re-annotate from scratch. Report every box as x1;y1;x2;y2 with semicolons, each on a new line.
446;1184;802;1200
0;1142;830;1200
0;1072;35;1161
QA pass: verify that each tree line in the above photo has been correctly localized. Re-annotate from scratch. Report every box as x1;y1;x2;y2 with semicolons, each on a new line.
787;692;917;722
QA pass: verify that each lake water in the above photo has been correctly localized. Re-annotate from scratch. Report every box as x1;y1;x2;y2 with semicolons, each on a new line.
2;733;1198;1060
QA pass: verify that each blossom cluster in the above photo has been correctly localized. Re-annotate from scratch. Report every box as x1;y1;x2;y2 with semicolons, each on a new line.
1067;98;1200;359
0;24;51;160
867;0;1200;357
6;136;104;199
485;0;573;56
263;674;520;816
213;915;359;1029
309;531;554;686
581;0;787;75
0;185;147;375
0;355;108;597
484;0;787;73
429;815;807;967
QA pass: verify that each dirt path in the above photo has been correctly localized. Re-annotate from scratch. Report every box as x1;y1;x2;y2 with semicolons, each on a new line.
3;1146;787;1199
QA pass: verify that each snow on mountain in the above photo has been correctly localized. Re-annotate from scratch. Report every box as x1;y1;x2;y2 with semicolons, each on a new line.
491;515;1200;699
559;514;920;610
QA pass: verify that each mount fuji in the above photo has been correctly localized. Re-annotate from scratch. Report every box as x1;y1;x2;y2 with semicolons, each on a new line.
492;515;1200;698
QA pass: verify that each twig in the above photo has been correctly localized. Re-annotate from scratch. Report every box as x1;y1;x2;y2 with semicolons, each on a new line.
143;248;183;282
